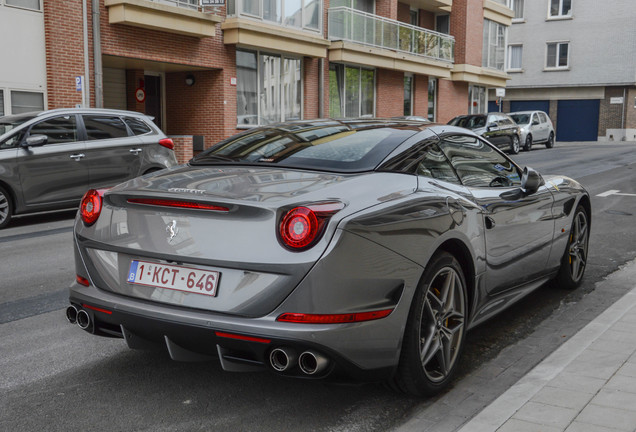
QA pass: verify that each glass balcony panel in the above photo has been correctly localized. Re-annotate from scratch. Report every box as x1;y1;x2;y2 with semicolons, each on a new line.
328;7;454;62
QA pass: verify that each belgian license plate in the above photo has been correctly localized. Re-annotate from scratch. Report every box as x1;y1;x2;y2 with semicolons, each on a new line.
127;260;220;297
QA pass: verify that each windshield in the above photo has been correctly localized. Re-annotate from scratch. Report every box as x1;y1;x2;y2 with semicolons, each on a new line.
191;121;418;172
448;116;486;129
509;114;530;125
0;113;37;136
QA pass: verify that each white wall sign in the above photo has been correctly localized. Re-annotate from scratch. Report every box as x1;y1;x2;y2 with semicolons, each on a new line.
610;97;624;104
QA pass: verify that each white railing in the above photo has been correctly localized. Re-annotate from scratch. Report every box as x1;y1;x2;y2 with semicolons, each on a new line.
147;0;203;11
328;7;454;63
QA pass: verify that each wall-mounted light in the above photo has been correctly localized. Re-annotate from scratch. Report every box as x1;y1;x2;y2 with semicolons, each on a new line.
185;74;195;86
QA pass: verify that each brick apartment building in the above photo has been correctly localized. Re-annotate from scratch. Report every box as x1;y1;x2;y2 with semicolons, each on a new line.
1;0;514;161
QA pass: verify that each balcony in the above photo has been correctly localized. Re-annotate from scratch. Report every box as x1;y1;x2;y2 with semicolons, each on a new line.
105;0;222;38
222;0;330;58
328;7;454;77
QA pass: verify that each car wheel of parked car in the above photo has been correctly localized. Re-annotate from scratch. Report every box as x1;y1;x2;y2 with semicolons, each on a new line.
510;135;520;154
524;135;533;151
556;205;589;289
393;252;467;396
0;186;13;229
546;132;555;149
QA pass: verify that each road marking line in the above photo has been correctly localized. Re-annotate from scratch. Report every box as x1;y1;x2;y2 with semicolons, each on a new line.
597;190;636;197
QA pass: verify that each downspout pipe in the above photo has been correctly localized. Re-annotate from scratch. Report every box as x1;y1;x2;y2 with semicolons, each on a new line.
82;0;91;107
318;58;324;118
92;0;103;108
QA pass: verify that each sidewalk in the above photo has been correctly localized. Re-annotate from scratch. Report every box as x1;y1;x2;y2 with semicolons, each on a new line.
457;285;636;432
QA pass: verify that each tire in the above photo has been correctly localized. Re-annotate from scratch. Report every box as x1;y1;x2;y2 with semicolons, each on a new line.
556;205;589;290
524;135;533;151
0;186;13;229
509;134;520;154
546;132;555;149
392;252;467;396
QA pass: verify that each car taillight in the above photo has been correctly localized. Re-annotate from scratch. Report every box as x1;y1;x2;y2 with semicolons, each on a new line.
279;202;344;250
276;309;394;324
80;189;106;226
159;138;174;150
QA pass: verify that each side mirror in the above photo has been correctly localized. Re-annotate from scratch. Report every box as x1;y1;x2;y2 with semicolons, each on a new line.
532;119;540;125
521;166;545;195
24;134;48;147
487;122;498;131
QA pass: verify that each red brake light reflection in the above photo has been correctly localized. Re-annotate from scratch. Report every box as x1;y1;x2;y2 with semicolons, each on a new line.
76;275;90;286
276;309;393;324
159;138;174;150
127;198;229;212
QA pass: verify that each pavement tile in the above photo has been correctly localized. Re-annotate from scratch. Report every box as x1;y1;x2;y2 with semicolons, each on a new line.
531;386;595;411
591;389;636;411
564;421;625;432
496;418;561;432
604;374;636;393
588;336;636;355
575;348;630;367
546;372;606;394
617;362;636;378
512;401;579;429
425;415;468;432
575;404;636;431
561;360;622;381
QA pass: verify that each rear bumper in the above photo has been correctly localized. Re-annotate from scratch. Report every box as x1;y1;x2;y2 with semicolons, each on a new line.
68;282;400;382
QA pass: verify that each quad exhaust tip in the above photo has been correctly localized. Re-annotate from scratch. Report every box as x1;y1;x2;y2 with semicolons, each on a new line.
66;305;78;324
76;309;92;331
269;347;297;372
298;350;329;375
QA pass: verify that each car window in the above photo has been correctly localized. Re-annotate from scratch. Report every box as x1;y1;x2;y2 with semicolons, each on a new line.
29;115;78;144
539;112;548;123
510;114;529;125
437;135;521;188
0;130;26;149
83;115;129;140
124;117;153;135
417;143;461;184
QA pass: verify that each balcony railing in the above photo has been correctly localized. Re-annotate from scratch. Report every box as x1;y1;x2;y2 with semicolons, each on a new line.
328;7;454;63
148;0;200;10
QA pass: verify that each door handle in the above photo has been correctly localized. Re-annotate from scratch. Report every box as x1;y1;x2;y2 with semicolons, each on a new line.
69;153;85;161
129;148;143;155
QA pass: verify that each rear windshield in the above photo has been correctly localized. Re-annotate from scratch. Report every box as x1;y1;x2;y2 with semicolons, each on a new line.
190;122;418;172
448;116;486;129
0;113;37;136
510;114;530;125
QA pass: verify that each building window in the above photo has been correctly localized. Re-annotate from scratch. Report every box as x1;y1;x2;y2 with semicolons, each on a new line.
482;19;506;71
510;0;524;21
435;14;450;34
331;0;373;13
5;0;41;11
428;78;437;122
0;90;4;117
549;0;571;18
468;85;486;114
236;50;302;127
229;0;322;31
10;91;44;114
329;64;374;118
546;42;569;69
409;8;418;26
403;74;413;116
507;44;522;71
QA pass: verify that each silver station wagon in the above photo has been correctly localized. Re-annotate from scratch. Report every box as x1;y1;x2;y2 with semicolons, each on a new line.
0;108;178;228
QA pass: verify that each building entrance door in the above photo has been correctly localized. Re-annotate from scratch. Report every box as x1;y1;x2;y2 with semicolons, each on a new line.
144;74;162;131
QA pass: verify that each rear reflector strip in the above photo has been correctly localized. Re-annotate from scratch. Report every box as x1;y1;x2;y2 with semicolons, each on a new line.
76;275;90;286
215;331;271;344
127;198;229;212
276;309;394;324
82;304;113;315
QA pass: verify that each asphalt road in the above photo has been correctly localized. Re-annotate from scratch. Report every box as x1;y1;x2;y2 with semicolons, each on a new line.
2;140;636;432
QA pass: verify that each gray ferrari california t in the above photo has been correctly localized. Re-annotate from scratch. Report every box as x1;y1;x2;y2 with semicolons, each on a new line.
67;119;590;396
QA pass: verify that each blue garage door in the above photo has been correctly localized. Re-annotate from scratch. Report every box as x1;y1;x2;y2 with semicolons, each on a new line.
556;100;600;141
488;100;499;113
510;100;550;113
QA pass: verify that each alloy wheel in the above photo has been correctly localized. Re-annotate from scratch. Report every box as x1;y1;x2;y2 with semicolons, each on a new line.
567;210;589;283
418;266;465;383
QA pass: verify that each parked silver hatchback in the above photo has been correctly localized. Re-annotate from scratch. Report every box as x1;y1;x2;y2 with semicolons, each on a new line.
0;108;178;228
509;110;555;151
